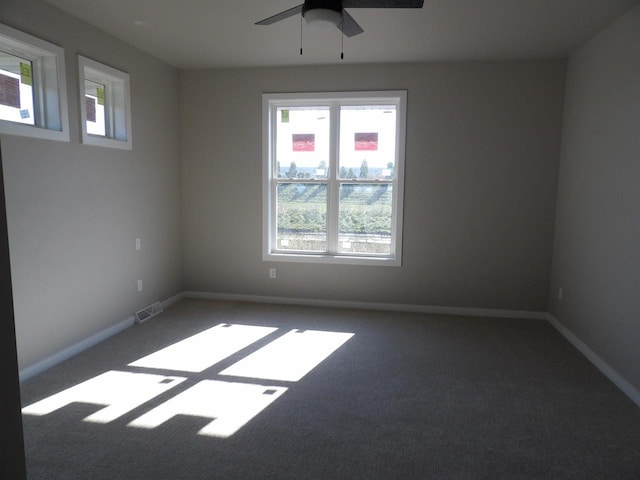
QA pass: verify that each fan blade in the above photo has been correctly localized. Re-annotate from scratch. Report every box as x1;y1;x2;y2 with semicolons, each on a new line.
342;0;424;7
255;4;304;25
339;10;364;37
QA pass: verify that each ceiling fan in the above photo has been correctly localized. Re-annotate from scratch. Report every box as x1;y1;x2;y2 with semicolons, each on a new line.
255;0;425;38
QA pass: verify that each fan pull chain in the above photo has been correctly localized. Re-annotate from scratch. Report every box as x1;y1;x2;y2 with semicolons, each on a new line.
300;13;303;55
340;15;344;59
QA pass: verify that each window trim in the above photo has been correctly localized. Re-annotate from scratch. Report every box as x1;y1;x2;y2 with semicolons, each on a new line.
262;91;406;266
78;55;132;149
0;22;69;142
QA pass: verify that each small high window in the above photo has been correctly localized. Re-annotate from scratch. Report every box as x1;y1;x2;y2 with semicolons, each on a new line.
0;22;69;141
78;56;131;149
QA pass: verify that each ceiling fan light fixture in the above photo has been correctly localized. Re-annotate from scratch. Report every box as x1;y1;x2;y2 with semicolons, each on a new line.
304;8;342;30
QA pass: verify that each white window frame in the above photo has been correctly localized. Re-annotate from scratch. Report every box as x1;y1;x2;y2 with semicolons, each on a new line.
0;22;69;141
262;91;406;266
78;55;132;149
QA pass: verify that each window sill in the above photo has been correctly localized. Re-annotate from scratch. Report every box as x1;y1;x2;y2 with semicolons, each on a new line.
0;121;70;142
264;252;401;267
81;134;132;150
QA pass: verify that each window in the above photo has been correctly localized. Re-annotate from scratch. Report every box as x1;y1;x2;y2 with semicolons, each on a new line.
263;91;406;266
78;56;131;149
0;22;69;141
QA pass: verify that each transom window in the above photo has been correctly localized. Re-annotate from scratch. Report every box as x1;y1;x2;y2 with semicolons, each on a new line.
262;91;406;266
78;55;132;149
0;22;69;141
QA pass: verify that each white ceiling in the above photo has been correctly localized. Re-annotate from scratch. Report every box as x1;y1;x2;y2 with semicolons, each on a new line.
43;0;639;69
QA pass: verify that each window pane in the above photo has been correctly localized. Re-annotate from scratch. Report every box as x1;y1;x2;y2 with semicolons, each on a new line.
85;79;106;136
276;106;329;179
0;51;35;125
339;105;396;180
277;183;327;252
339;184;392;255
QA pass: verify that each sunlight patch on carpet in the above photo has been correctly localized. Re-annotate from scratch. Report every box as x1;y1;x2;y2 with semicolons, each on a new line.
128;323;277;372
22;325;354;437
220;329;354;382
22;371;185;423
127;380;287;438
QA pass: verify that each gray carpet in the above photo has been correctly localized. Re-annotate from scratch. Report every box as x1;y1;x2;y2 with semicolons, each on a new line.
20;299;640;479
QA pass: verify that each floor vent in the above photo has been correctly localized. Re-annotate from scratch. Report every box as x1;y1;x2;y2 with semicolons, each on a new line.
135;302;163;324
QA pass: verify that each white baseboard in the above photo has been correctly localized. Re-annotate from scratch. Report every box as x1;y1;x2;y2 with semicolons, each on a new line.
183;291;548;320
19;316;134;383
546;313;640;409
186;291;639;408
19;292;184;383
161;291;185;309
20;289;639;411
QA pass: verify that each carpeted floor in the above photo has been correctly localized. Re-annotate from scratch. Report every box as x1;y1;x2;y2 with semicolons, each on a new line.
20;299;640;479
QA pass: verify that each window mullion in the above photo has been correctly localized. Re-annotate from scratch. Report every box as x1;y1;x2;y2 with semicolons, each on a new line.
270;104;279;253
31;58;45;128
326;101;340;255
105;83;114;138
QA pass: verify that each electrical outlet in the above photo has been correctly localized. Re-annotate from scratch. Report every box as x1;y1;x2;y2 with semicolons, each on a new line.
269;268;276;279
136;238;141;251
137;279;143;292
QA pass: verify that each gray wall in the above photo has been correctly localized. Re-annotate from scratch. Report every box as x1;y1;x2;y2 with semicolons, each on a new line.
549;6;640;390
0;0;183;370
180;61;566;312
